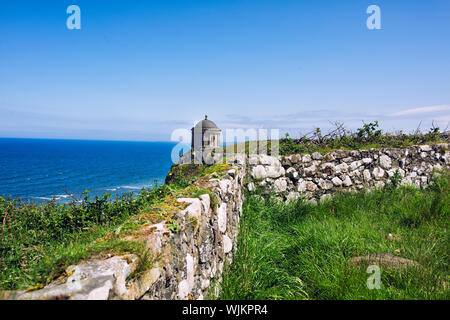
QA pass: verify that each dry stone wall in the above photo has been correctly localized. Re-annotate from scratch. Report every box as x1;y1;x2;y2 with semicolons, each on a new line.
247;143;449;202
8;155;247;300
144;156;246;300
5;145;448;300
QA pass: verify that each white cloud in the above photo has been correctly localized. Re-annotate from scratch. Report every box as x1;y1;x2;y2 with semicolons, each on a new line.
392;105;450;116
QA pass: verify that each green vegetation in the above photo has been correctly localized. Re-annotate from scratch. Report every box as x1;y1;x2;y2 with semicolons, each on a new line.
0;162;228;291
279;121;447;156
0;187;166;290
165;163;231;188
220;171;449;300
222;121;448;156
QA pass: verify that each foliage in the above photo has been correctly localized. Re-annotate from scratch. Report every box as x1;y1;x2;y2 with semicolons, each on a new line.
278;121;447;156
0;182;179;290
165;163;231;188
384;169;402;192
166;219;182;233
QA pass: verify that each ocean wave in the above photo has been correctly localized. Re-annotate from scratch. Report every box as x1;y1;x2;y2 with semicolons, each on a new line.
33;194;71;201
120;186;143;190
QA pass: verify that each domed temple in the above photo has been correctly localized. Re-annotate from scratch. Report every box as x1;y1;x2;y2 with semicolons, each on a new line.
191;115;221;151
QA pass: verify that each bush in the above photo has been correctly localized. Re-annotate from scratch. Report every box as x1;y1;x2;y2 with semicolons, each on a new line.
278;121;447;156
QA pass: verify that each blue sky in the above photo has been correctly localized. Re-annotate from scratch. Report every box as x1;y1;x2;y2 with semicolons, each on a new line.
0;0;449;141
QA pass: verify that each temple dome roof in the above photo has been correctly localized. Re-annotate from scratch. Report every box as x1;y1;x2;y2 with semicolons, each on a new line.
194;115;219;130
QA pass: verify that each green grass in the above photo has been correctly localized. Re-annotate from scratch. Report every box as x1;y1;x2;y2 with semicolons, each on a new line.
0;181;187;291
220;172;449;300
165;163;231;188
0;222;147;291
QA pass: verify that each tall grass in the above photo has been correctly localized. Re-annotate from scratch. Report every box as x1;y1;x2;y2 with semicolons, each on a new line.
220;172;449;300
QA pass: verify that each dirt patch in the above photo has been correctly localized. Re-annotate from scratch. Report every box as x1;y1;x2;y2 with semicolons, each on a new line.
349;253;422;270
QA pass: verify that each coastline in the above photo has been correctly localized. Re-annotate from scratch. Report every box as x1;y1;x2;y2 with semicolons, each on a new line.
0;139;177;203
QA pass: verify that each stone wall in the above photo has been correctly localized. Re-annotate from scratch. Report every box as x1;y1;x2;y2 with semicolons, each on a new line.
247;143;449;202
143;156;246;300
6;144;449;300
8;155;247;300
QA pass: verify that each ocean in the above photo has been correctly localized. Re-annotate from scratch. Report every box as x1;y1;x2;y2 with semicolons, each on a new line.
0;138;179;203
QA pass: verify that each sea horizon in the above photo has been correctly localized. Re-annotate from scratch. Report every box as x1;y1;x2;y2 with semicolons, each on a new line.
0;136;175;143
0;138;180;203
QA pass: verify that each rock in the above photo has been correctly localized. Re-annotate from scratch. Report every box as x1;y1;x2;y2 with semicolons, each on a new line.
223;235;233;254
290;154;301;164
335;162;349;174
13;255;142;300
304;164;317;177
247;182;255;192
248;155;259;165
379;155;392;170
186;254;195;290
350;150;360;157
201;279;210;290
305;181;318;192
325;153;335;161
342;176;352;187
266;165;285;179
317;179;333;190
200;194;211;216
350;160;362;171
420;145;432;152
361;158;373;165
302;154;312;163
286;167;299;180
311;152;323;160
281;157;292;167
217;203;227;233
372;167;385;180
420;176;428;186
251;165;266;179
334;150;348;159
297;179;307;192
259;154;280;166
178;198;202;219
348;253;422;270
331;177;343;186
274;178;288;193
178;280;190;300
321;163;336;175
219;179;233;195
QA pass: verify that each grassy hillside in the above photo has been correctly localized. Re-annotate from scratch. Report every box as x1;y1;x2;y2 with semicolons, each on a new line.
219;171;449;300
